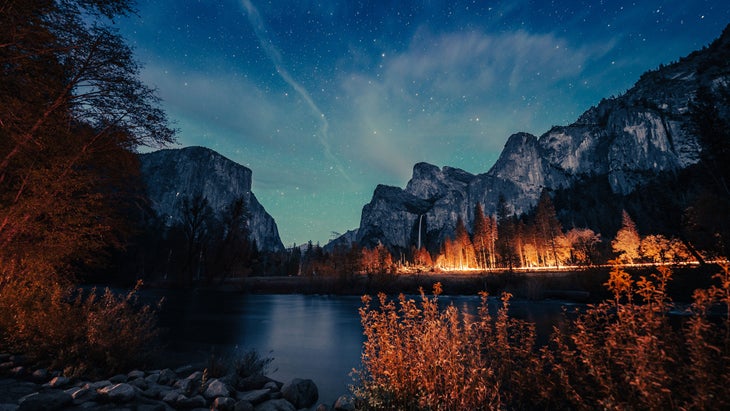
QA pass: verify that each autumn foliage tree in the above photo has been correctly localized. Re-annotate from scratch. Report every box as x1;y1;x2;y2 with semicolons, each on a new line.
0;0;173;371
0;0;174;279
612;210;641;263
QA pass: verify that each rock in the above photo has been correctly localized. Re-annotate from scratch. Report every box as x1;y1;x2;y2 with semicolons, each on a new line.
268;392;282;400
157;369;177;386
64;386;89;400
315;404;330;411
234;400;254;411
184;371;203;382
333;395;355;411
176;394;207;408
0;354;10;363
0;363;13;372
10;367;26;377
236;389;269;404
204;379;231;399
0;404;18;411
140;385;163;399
137;404;166;411
262;382;279;392
29;369;48;382
46;376;70;388
17;390;72;411
85;380;112;390
0;380;39;405
252;399;296;411
238;375;273;391
98;382;136;403
145;373;160;385
213;396;236;411
128;370;146;379
129;377;149;390
161;390;182;404
173;378;195;396
281;379;317;409
109;374;128;384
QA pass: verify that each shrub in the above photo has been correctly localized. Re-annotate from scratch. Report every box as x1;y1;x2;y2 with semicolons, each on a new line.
354;264;730;410
0;276;159;377
354;283;541;410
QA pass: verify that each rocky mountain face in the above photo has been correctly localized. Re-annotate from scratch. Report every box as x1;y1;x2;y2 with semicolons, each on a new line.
346;25;730;253
139;146;284;252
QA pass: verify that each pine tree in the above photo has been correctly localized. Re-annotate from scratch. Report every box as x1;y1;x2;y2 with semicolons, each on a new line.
472;204;490;269
534;190;564;267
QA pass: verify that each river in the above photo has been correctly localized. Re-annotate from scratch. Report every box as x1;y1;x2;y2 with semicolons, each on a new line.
145;290;576;406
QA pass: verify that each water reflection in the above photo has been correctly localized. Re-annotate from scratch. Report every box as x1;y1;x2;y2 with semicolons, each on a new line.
147;290;576;405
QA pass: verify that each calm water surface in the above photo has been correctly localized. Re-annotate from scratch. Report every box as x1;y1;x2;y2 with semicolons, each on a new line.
145;290;575;405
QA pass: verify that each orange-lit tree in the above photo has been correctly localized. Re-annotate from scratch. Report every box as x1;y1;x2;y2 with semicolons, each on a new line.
612;210;641;264
0;0;173;373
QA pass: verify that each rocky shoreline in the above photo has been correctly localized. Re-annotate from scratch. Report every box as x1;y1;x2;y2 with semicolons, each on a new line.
0;354;356;411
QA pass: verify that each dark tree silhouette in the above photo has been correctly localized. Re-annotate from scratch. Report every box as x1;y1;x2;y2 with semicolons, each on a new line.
0;0;175;280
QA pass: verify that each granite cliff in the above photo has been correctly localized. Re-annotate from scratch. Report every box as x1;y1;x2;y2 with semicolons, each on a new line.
139;146;284;252
344;24;730;253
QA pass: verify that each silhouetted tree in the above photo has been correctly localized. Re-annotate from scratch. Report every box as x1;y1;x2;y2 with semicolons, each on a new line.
0;0;174;280
496;195;519;270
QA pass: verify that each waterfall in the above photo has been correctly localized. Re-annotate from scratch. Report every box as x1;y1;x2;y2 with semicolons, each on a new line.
417;214;424;250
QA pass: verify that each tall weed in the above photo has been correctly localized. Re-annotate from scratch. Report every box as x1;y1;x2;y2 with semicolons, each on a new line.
355;264;730;410
0;275;159;377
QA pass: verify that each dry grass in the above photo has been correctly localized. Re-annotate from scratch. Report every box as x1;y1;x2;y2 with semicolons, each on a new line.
0;275;159;377
354;263;730;410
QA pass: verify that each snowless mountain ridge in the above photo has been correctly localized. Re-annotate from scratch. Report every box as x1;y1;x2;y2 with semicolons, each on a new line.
347;24;730;253
139;146;285;252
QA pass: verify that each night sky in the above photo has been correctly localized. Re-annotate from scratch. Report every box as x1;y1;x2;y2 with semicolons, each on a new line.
120;1;729;247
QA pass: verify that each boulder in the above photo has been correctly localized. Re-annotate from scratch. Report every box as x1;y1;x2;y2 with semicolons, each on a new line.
18;390;72;411
236;389;269;404
64;386;88;400
128;370;146;379
333;395;355;411
315;404;331;411
176;394;207;408
204;379;231;399
262;382;279;392
234;400;254;411
145;373;160;385
213;396;236;411
109;374;128;384
161;390;183;404
238;375;274;391
252;399;296;411
281;379;317;409
10;367;26;377
174;378;195;396
129;377;149;390
30;369;48;382
45;376;70;389
157;369;177;386
85;380;111;390
99;382;136;403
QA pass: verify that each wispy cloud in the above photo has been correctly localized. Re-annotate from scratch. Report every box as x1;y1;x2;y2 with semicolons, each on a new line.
333;29;613;181
240;0;351;183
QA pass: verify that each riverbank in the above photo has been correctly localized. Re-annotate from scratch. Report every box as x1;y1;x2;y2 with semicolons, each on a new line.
141;263;719;303
0;353;356;411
